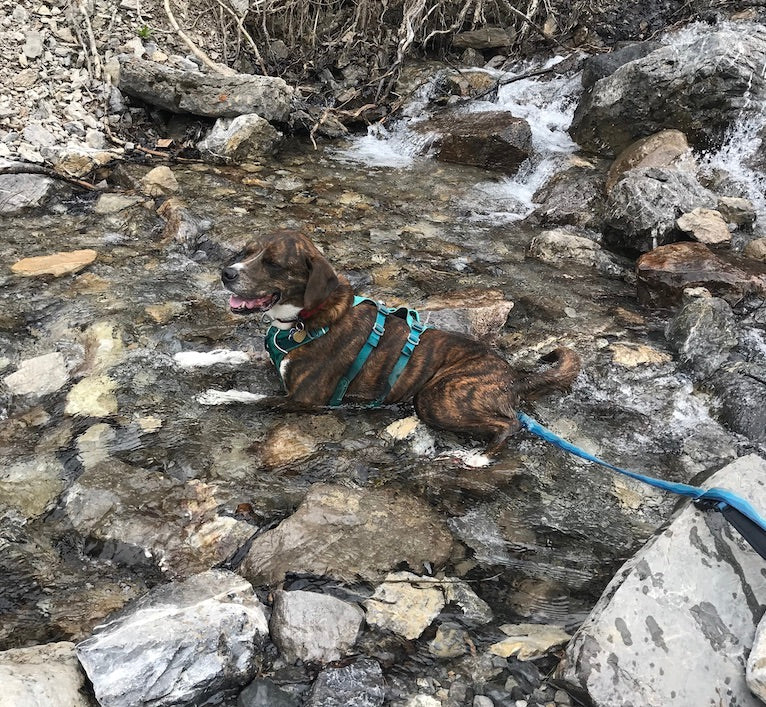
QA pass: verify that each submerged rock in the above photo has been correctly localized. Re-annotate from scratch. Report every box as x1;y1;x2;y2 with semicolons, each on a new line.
532;161;607;229
489;623;571;660
116;56;293;121
417;110;533;174
665;292;738;379
710;363;766;444
605;167;715;252
557;454;766;707
636;242;766;307
11;249;98;276
238;678;298;707
198;114;283;164
270;589;363;664
527;229;624;276
77;570;268;707
0;455;66;520
3;352;68;396
0;641;92;707
240;484;454;585
571;24;766;154
309;659;385;707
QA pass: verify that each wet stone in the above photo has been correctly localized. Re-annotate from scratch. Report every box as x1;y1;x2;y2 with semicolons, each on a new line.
93;193;144;214
11;249;98;277
557;454;766;707
488;623;571;660
744;237;766;262
0;455;66;520
197;113;283;164
269;589;364;664
580;41;661;88
717;196;756;227
76;570;268;707
0;641;92;707
676;207;731;246
527;230;623;276
64;375;118;417
240;483;454;585
430;623;471;658
710;363;766;444
3;351;68;396
140;165;179;196
238;678;299;707
308;659;385;707
747;614;766;702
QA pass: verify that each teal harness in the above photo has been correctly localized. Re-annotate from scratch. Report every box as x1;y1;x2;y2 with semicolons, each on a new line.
264;296;433;407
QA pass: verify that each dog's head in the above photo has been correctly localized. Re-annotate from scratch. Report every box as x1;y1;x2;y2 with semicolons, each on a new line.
221;231;339;322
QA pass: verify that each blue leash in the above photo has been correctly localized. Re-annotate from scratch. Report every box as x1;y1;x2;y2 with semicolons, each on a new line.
517;412;766;560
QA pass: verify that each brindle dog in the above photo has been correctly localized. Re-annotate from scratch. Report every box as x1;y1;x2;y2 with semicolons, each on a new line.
221;230;580;454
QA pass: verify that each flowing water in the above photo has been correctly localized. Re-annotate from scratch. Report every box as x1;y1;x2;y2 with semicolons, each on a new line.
0;38;761;701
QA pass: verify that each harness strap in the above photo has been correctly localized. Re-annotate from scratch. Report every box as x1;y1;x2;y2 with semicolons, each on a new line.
517;411;766;561
327;297;389;406
265;324;329;389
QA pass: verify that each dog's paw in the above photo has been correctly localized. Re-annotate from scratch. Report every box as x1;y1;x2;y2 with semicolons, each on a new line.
197;389;266;405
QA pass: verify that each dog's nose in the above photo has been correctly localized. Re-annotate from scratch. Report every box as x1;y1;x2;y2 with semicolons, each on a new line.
221;267;239;284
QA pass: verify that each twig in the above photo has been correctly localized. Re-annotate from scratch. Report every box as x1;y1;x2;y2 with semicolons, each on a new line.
77;0;103;79
163;0;236;76
0;162;105;191
211;0;269;74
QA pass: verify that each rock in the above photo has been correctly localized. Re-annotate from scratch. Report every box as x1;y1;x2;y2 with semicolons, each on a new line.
473;698;493;707
489;623;571;660
76;570;268;707
23;124;56;148
527;230;623;275
604;167;715;252
261;422;319;467
197;114;283;164
744;237;766;262
581;41;662;88
748;614;766;702
605;130;691;193
665;294;738;379
676;208;731;245
452;28;515;50
309;659;385;707
710;364;766;444
571;26;766;154
429;623;471;658
0;641;92;707
269;589;364;663
441;70;497;99
636;242;766;307
238;678;298;707
364;571;446;640
141;165;179;196
0;456;66;520
11;249;97;277
156;197;207;250
609;343;671;368
557;454;766;707
240;484;453;585
54;148;115;178
532;162;607;229
717;196;756;227
64;375;118;417
93;193;144;214
416;110;533;174
0;173;55;213
423;289;513;337
3;352;68;396
64;459;255;576
116;56;293;121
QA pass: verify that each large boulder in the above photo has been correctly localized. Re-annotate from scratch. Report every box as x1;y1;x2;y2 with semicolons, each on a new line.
636;242;766;307
76;570;268;707
557;454;766;707
416;110;533;174
605;167;716;252
239;483;454;585
115;57;293;121
570;24;766;154
580;41;662;89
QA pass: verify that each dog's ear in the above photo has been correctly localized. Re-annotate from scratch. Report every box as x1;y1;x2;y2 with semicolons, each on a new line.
303;253;339;311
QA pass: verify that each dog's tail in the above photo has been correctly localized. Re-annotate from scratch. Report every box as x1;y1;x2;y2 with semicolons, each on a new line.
513;347;581;400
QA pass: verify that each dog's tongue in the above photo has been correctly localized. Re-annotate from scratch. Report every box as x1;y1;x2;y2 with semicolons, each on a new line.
229;294;271;309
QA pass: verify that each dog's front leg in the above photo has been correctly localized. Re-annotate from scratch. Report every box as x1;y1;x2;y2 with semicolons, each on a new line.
196;389;321;413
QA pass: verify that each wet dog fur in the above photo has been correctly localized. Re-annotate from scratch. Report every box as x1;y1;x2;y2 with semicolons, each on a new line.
221;230;580;454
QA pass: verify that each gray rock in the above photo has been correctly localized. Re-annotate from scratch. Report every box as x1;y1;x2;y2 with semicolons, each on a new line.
0;641;92;707
710;363;766;444
116;56;293;120
416;110;532;174
527;229;625;277
240;483;454;585
197;113;283;164
581;41;662;88
3;351;68;396
0;173;56;213
747;613;766;702
744;237;766;262
0;455;66;520
473;697;494;707
23;31;44;59
532;162;607;229
718;196;757;227
571;25;766;154
93;193;144;214
269;589;363;663
238;678;298;707
309;659;385;707
665;294;738;379
23;124;56;148
605;166;716;252
76;570;268;707
557;454;766;707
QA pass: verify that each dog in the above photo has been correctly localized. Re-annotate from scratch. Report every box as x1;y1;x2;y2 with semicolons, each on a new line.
221;230;580;454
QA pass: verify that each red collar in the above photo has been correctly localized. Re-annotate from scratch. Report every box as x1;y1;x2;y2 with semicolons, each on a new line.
298;298;331;321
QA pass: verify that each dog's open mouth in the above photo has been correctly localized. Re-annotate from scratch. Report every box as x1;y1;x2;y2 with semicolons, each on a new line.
228;292;280;314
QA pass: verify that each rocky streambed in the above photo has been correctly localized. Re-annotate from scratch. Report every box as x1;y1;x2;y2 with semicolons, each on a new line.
2;12;766;707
